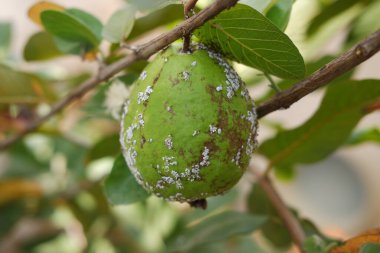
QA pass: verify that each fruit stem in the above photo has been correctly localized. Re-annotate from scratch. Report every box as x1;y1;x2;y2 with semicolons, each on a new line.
188;199;207;209
182;0;198;53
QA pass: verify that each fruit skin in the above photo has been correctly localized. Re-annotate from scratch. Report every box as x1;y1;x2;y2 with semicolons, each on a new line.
120;45;258;202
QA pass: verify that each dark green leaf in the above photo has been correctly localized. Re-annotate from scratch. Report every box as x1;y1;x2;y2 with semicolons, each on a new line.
259;80;380;175
360;243;380;253
346;128;380;146
103;155;150;205
196;4;305;79
0;22;11;59
265;0;293;31
167;211;267;252
87;134;120;161
23;32;63;61
65;8;103;42
40;10;100;50
103;5;136;43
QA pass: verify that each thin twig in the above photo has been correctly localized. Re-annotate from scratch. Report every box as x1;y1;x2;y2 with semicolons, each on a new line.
257;175;306;252
183;0;199;52
257;29;380;118
0;0;238;151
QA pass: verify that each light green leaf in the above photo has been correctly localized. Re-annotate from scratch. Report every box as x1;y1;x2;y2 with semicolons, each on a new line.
41;10;100;49
103;154;150;205
239;0;272;13
167;211;267;252
23;32;63;61
346;128;380;146
102;5;136;43
265;0;293;31
360;243;380;253
196;4;305;79
0;22;11;60
126;0;180;13
259;80;380;175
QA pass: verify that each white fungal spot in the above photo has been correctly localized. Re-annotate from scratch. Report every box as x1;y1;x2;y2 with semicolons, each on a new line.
137;114;144;127
217;128;222;134
139;70;147;80
216;85;223;91
200;147;210;167
192;130;199;136
162;156;177;171
209;125;218;134
137;85;154;104
191;61;197;66
148;138;153;143
164;57;168;62
126;123;138;141
226;86;234;99
162;176;175;185
164;135;173;150
182;71;190;81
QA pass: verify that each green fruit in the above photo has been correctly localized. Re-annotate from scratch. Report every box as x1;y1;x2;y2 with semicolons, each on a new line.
120;45;258;202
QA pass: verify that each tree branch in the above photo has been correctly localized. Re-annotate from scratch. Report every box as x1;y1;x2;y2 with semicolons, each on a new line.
257;29;380;118
0;0;238;151
258;175;306;252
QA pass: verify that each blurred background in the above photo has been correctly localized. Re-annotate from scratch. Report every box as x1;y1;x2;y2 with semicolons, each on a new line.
0;0;379;252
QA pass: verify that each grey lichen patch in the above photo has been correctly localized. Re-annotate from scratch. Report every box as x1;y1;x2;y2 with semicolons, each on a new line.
216;85;223;91
182;71;190;81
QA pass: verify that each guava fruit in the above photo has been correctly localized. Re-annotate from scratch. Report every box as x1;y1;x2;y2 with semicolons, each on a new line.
120;44;258;203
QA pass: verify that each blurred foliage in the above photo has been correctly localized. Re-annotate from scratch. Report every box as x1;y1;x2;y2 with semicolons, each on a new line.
0;0;380;252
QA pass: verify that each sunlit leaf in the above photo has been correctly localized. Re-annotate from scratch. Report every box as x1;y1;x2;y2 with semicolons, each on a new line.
23;32;63;61
167;211;267;252
259;80;380;176
239;0;272;13
103;155;150;205
27;1;65;26
196;4;305;79
103;5;136;43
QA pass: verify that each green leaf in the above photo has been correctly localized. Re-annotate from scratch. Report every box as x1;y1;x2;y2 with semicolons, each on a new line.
360;243;380;253
103;155;150;205
23;32;63;61
65;8;103;42
0;22;11;60
103;5;136;43
40;10;101;50
265;0;293;31
167;211;267;252
259;80;380;175
195;4;305;79
346;128;380;146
